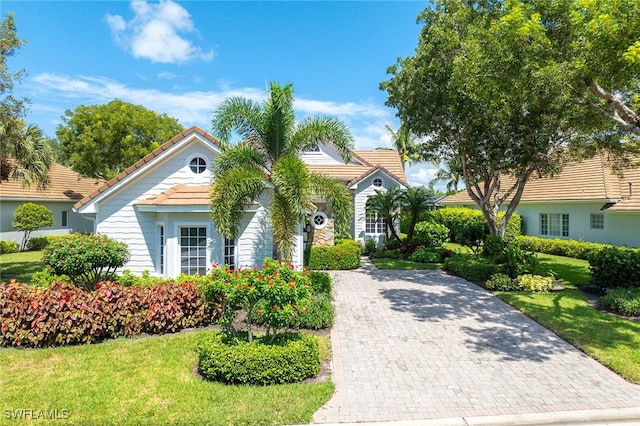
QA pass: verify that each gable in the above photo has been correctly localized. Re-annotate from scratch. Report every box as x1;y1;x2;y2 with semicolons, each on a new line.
299;142;366;166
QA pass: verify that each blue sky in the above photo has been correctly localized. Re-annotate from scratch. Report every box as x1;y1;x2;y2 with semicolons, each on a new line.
3;0;438;187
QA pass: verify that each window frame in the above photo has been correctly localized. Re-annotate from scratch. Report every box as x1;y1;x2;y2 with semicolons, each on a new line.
61;210;68;228
178;225;208;276
590;213;604;230
540;213;569;237
365;211;386;235
224;237;236;270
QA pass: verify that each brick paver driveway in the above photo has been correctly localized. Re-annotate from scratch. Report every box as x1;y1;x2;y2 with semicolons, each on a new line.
313;260;640;424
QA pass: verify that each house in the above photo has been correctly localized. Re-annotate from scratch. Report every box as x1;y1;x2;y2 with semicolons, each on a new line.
0;163;103;243
73;126;408;278
442;153;640;247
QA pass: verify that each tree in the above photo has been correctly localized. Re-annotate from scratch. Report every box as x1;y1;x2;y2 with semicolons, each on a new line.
400;186;436;244
366;188;403;242
210;82;354;261
384;122;421;168
12;202;53;251
0;13;54;188
56;100;184;179
430;157;462;193
382;0;589;237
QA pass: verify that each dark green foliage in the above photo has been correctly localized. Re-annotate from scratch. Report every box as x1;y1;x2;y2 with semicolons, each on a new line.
483;234;505;264
409;248;443;263
25;236;50;251
383;237;402;251
589;246;640;289
371;249;403;260
290;293;334;329
458;216;487;255
516;236;609;260
115;269;167;287
504;243;529;279
0;240;19;254
602;288;640;316
0;280;218;348
444;254;500;282
309;271;332;295
429;208;522;243
41;233;130;291
413;221;449;248
363;239;377;255
501;212;522;242
485;273;519;291
197;331;320;385
12;203;53;251
305;241;361;270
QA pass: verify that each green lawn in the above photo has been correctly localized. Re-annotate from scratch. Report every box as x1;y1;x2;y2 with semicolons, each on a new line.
0;329;333;425
0;250;44;284
372;258;442;270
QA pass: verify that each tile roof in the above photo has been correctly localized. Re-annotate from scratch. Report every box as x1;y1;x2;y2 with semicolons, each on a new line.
74;126;222;210
136;184;210;206
443;153;640;212
0;162;103;201
353;150;407;183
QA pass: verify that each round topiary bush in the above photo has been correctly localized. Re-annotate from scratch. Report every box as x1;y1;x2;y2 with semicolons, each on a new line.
197;331;321;385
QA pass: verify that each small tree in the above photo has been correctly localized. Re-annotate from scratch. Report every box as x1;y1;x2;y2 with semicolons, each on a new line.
12;203;53;251
366;188;403;242
42;234;130;291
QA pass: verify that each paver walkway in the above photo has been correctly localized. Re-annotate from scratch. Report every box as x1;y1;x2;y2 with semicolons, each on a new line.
313;260;640;424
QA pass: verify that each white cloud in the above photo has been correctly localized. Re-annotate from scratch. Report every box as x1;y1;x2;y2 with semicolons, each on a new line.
106;0;213;64
405;164;439;188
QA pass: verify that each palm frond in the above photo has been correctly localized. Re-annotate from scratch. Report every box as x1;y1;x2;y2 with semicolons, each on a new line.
310;172;354;235
269;191;298;261
290;116;354;162
211;97;263;146
271;155;313;223
213;144;267;177
9;124;54;189
262;82;295;162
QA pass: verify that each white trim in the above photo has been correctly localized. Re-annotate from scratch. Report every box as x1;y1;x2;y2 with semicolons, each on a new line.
173;220;213;277
185;153;209;174
311;211;328;229
156;222;166;277
349;168;408;190
135;204;258;213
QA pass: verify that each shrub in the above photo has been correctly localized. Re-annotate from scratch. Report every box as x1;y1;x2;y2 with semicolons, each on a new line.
12;203;53;251
515;236;609;260
589;246;640;289
458;216;487;255
305;241;361;270
309;271;332;295
0;240;19;254
485;273;519;291
197;331;320;385
409;248;443;263
26;236;50;251
42;233;130;291
499;212;523;242
115;269;166;287
30;269;71;289
602;288;640;316
444;254;499;282
515;274;554;292
290;293;334;329
483;235;505;264
383;237;402;251
413;221;449;248
362;239;376;255
371;249;402;259
429;208;522;243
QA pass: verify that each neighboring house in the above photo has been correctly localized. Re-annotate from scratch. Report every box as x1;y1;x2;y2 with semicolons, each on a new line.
0;163;102;243
442;153;640;247
73;126;408;278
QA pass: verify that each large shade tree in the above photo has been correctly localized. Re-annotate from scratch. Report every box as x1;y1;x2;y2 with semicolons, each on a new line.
209;82;354;261
0;13;54;188
56;100;184;179
381;0;628;237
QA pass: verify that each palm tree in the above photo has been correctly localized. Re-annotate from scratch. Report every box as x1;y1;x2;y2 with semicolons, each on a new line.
210;82;354;261
385;122;420;169
401;186;435;243
366;188;403;242
430;157;462;193
0;123;54;188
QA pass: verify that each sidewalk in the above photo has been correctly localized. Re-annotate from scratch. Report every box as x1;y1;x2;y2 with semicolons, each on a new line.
312;259;640;424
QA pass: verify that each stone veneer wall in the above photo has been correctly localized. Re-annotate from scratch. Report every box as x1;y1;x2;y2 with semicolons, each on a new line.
308;218;334;247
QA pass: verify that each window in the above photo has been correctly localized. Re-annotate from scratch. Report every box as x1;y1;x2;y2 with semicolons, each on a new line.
540;213;569;237
590;214;604;229
158;225;165;275
373;178;383;188
365;211;386;234
224;238;236;270
61;211;68;227
180;227;207;275
189;157;207;174
304;144;320;152
311;211;328;229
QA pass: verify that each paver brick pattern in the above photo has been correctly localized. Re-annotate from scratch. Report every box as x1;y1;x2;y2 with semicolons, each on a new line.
313;260;640;424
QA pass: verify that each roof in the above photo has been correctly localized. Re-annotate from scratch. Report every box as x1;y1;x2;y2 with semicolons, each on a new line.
306;149;409;187
443;153;640;212
74;126;222;210
136;184;210;206
0;162;103;202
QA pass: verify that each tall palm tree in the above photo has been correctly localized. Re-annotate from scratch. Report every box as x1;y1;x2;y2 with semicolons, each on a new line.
430;157;462;193
366;188;403;242
210;82;354;261
401;186;435;243
0;123;54;188
385;122;420;169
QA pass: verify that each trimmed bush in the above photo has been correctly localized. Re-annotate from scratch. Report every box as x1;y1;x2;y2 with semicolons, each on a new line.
602;288;640;316
290;293;334;329
362;239;376;255
197;331;320;385
486;273;519;291
305;241;361;270
516;274;554;292
483;234;505;264
42;233;130;291
26;236;50;251
0;240;19;254
444;254;500;282
409;248;443;263
413;221;449;248
589;246;640;289
515;236;609;260
428;207;522;243
12;203;53;251
309;271;332;295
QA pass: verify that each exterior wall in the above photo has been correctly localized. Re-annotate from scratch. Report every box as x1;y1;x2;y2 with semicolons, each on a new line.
235;192;274;269
299;143;356;165
353;174;398;246
0;200;93;242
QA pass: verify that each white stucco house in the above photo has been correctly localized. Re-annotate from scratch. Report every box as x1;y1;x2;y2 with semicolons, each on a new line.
442;153;640;248
73;126;408;278
0;163;102;243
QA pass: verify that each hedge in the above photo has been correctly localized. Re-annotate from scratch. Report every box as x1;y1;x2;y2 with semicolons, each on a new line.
305;240;361;270
515;235;611;260
589;246;640;290
0;240;19;254
444;254;502;282
428;207;522;242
